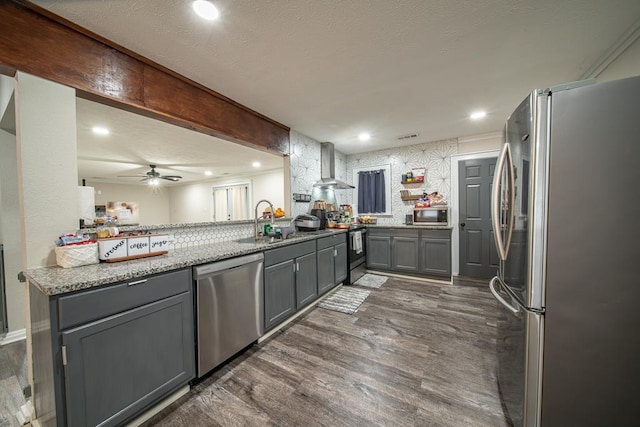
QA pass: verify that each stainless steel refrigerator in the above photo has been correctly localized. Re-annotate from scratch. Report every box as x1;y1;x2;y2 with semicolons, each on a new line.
489;75;640;427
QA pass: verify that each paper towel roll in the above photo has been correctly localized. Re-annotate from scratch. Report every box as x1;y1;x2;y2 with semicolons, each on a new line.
78;186;95;226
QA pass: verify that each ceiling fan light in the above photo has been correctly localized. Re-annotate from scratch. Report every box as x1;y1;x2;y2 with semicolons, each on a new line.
148;177;159;186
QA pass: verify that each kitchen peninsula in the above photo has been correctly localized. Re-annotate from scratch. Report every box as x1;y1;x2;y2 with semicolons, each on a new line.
26;224;348;427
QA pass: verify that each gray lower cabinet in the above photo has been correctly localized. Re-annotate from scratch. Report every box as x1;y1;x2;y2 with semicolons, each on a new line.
62;293;193;427
264;240;317;331
295;252;318;308
30;268;195;427
316;234;348;295
367;227;451;278
367;232;392;270
263;259;296;330
419;230;452;277
391;231;420;272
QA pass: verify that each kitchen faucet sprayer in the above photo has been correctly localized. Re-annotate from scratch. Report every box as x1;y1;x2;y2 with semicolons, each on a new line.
254;199;274;240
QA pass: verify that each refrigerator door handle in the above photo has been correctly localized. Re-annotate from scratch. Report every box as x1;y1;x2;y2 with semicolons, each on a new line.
492;143;509;260
490;276;520;315
491;143;516;261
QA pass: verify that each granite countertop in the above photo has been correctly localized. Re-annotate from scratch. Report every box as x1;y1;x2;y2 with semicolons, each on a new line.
364;223;453;230
26;229;347;297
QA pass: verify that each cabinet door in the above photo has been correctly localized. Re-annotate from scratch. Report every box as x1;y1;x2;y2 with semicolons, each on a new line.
295;252;318;309
264;259;296;330
420;237;452;277
317;246;336;295
62;292;194;427
392;236;420;272
334;242;348;284
367;235;392;270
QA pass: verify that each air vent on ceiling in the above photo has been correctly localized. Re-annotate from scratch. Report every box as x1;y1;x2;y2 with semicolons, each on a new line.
397;133;419;141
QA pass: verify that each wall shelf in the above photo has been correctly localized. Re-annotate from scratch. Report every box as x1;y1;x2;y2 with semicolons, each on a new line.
400;194;423;201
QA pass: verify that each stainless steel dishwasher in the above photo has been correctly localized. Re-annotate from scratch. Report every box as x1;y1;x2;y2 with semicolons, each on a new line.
194;252;264;377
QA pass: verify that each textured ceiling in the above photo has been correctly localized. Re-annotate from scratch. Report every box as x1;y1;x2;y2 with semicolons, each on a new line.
76;98;284;185
34;0;640;155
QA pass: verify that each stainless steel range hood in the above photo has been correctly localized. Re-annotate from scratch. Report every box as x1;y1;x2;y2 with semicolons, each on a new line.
313;142;354;189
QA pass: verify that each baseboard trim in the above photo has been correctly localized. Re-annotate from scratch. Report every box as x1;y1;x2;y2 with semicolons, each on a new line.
125;384;190;427
0;328;26;346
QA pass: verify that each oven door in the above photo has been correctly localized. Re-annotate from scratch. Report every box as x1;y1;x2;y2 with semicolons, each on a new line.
348;228;367;283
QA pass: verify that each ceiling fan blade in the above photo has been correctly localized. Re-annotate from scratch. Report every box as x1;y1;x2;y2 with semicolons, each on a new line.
160;176;181;181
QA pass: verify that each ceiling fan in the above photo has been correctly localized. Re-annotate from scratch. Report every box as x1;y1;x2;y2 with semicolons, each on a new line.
118;165;182;184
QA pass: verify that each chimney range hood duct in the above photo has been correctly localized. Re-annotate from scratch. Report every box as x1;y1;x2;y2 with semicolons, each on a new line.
313;142;354;189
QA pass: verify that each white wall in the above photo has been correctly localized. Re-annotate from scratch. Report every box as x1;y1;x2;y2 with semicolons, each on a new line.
87;182;171;225
2;73;77;334
0;127;24;333
597;37;640;82
457;131;502;154
168;169;285;223
15;72;78;268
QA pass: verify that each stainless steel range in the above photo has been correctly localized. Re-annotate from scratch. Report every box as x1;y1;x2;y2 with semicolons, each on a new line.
347;225;367;284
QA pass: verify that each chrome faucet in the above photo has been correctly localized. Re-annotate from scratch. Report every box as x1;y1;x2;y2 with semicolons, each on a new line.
254;199;275;240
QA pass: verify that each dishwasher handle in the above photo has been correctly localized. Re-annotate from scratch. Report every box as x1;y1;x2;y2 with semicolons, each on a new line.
193;252;264;279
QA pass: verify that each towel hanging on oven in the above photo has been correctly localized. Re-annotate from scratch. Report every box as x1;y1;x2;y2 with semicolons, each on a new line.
352;231;363;254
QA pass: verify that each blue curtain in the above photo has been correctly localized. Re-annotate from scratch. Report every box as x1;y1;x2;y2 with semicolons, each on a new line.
358;170;386;213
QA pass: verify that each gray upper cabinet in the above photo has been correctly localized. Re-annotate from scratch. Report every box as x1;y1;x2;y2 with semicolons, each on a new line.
316;234;348;295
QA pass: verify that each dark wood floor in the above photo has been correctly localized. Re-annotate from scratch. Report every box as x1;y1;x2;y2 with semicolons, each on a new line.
146;275;510;427
0;339;27;427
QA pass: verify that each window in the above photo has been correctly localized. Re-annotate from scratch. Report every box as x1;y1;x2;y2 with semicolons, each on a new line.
352;164;392;216
212;183;250;221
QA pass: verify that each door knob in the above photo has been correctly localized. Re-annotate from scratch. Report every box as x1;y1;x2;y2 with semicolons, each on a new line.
460;222;466;228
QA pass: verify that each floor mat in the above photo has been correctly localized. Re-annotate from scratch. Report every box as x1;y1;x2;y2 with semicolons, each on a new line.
354;273;388;288
317;286;371;315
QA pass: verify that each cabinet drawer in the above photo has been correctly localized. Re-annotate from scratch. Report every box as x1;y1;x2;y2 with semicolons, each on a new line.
57;269;191;330
420;229;451;239
265;240;315;267
316;233;347;250
392;229;419;238
366;228;392;237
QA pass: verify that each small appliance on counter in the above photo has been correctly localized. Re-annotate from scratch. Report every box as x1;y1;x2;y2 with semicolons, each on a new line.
309;208;327;229
413;207;448;225
294;214;320;231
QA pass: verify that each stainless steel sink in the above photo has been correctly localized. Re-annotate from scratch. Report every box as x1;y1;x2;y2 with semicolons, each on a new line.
235;236;279;244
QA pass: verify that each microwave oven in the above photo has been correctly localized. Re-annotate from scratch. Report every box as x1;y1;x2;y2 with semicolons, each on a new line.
413;207;448;225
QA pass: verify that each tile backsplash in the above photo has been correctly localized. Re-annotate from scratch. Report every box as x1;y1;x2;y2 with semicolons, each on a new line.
346;139;458;224
290;130;458;224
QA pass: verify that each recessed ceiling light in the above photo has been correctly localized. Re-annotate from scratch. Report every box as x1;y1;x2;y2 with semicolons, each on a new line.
252;161;261;168
204;170;213;176
193;0;219;20
470;111;487;120
358;132;371;141
92;126;109;135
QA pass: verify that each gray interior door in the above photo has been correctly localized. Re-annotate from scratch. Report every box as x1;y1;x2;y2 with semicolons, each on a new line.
0;245;5;336
458;157;498;278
